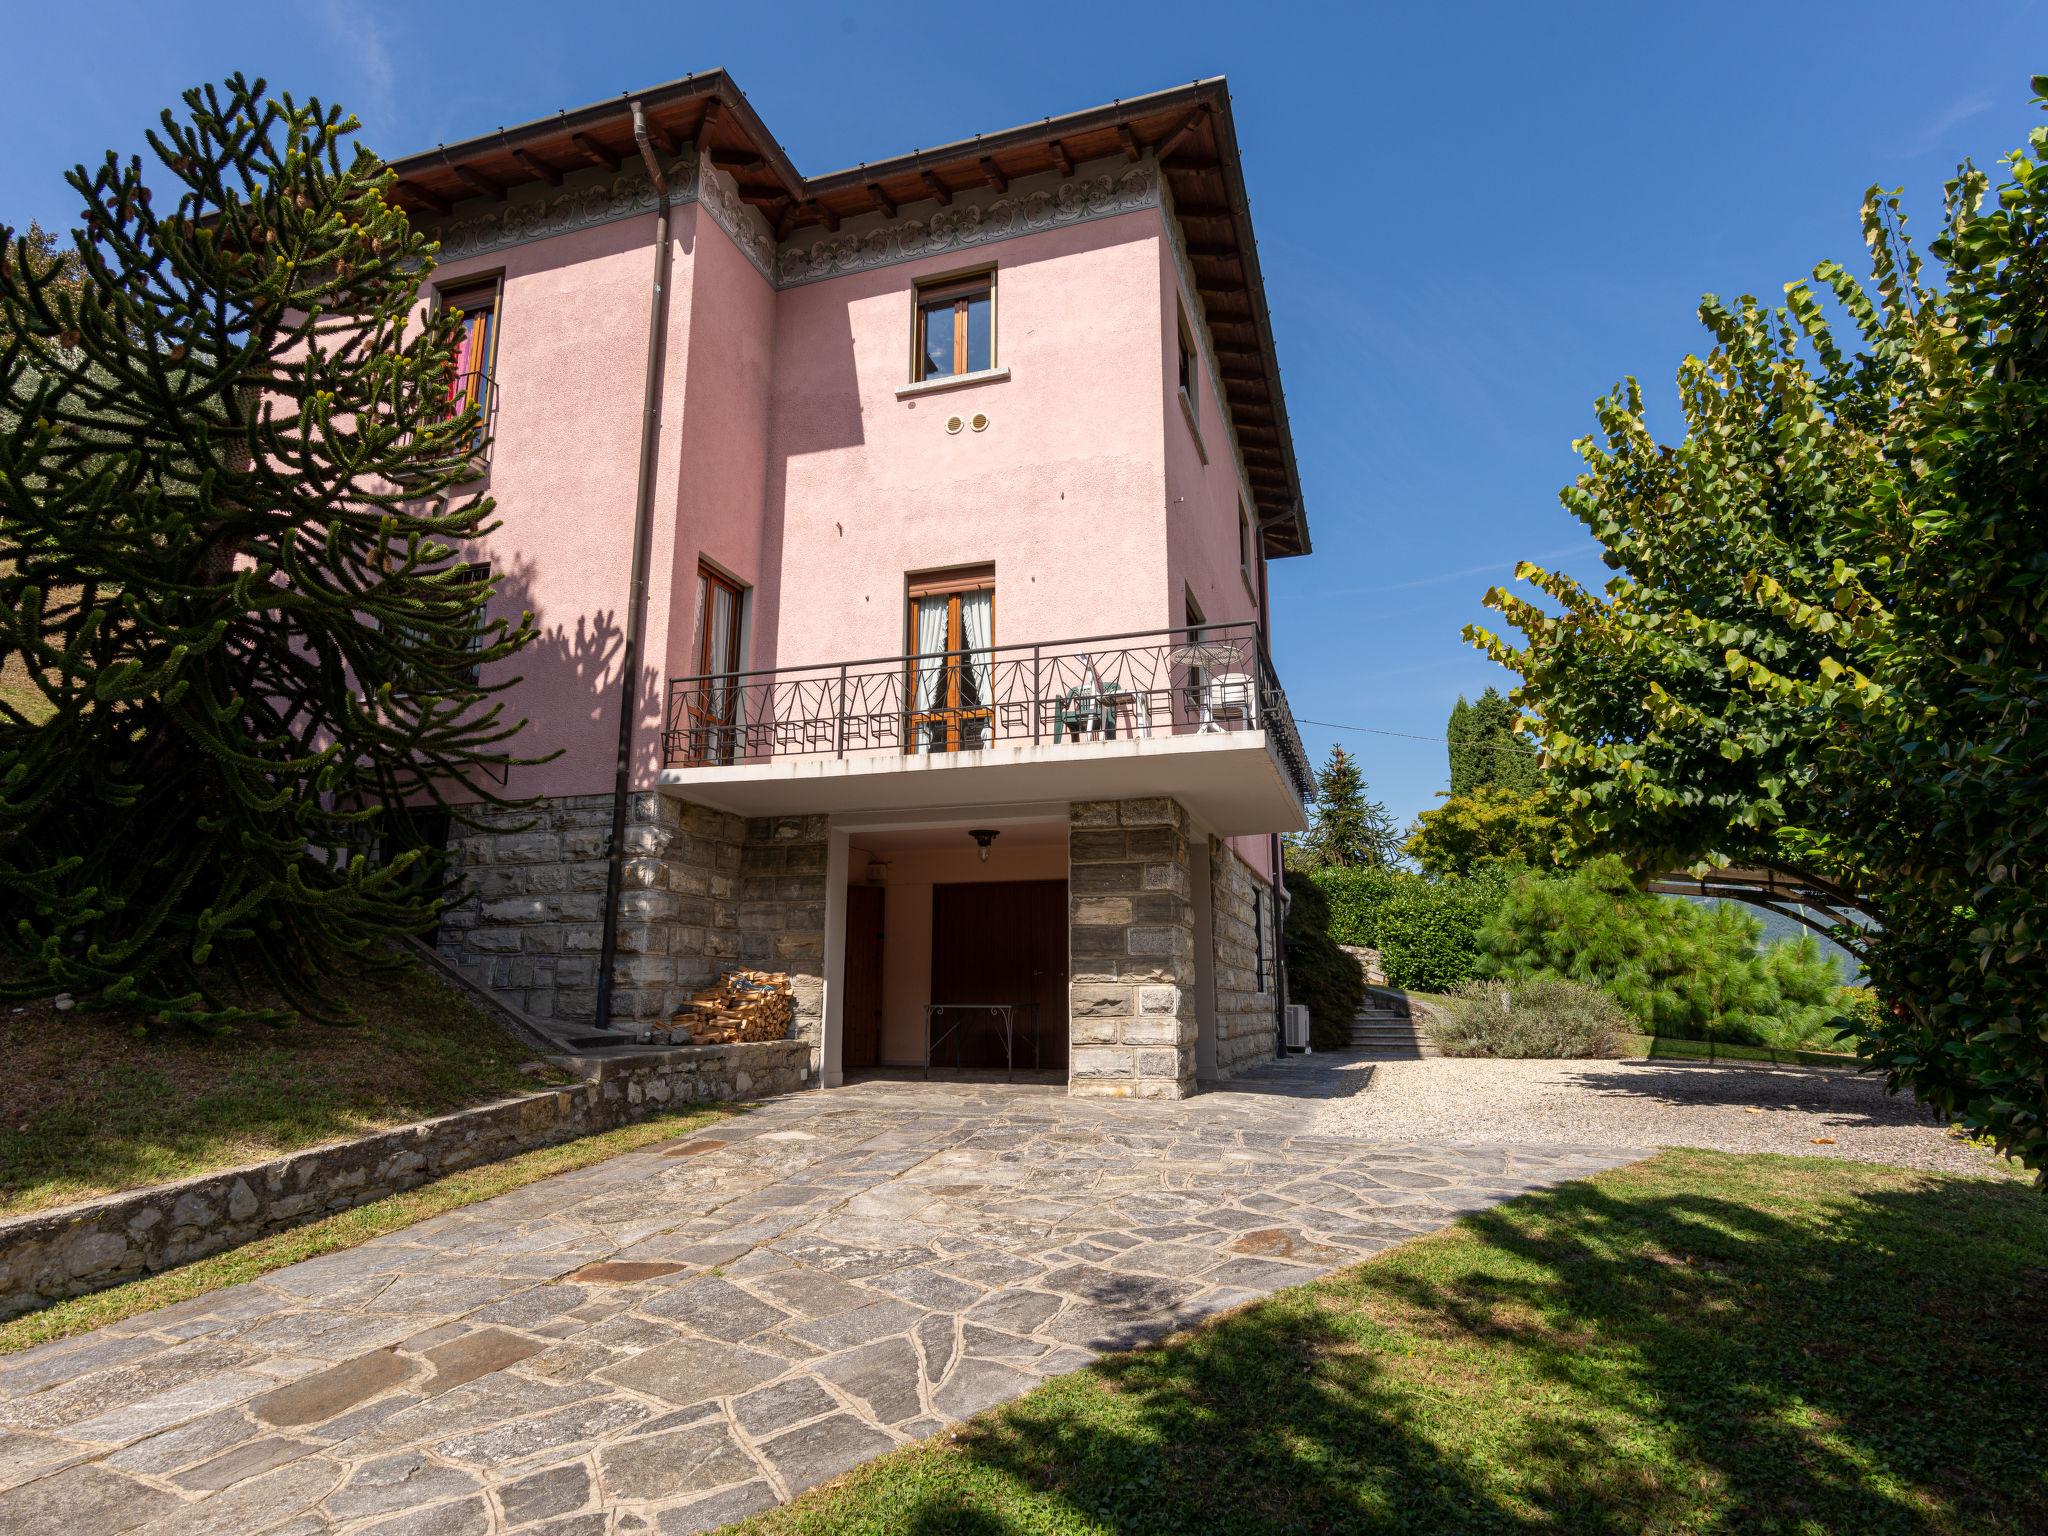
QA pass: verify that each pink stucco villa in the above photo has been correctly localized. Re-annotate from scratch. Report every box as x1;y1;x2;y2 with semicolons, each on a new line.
392;70;1314;1099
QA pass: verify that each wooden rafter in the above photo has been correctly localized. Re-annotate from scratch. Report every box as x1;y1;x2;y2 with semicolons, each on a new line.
921;170;952;206
453;164;506;201
695;96;723;149
1152;108;1208;164
396;180;452;216
511;147;563;186
710;150;765;172
572;132;620;171
867;182;895;217
979;156;1008;193
1117;123;1141;161
1047;137;1072;176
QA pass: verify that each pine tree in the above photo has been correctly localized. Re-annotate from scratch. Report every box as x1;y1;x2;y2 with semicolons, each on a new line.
0;76;544;1024
1446;686;1540;795
1304;744;1399;868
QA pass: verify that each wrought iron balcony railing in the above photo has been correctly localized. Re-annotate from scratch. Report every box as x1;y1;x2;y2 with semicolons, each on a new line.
663;621;1313;804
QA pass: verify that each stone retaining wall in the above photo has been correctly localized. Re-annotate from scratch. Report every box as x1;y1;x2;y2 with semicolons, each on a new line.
1210;839;1280;1078
1068;797;1198;1099
0;1039;810;1322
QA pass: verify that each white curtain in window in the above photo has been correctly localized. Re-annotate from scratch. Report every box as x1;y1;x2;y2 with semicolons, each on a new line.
912;596;949;754
958;589;992;708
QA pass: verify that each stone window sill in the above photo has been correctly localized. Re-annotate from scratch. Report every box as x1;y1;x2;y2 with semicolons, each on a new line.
895;367;1011;400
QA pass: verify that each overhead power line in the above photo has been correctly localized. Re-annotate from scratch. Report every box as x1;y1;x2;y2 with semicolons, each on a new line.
1295;716;1542;757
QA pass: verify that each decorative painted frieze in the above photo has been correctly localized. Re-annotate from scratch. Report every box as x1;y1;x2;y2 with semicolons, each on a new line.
428;150;778;284
777;165;1160;286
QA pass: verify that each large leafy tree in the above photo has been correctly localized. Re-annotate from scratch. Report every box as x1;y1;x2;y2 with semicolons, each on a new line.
1471;80;2048;1179
0;76;542;1024
1404;784;1566;878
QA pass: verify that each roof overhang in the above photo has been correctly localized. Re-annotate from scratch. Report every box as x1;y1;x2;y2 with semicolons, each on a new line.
383;71;1309;558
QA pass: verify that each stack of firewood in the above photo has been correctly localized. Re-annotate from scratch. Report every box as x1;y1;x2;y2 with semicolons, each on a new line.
666;969;794;1045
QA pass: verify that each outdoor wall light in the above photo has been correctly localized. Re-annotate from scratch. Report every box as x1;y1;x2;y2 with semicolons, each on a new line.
968;828;1000;862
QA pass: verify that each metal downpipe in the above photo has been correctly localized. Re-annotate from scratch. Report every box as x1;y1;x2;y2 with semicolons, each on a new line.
595;101;674;1034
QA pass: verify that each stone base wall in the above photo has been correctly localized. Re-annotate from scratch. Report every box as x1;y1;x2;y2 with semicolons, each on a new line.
439;796;827;1061
0;1040;810;1321
1068;798;1198;1099
1210;839;1279;1079
735;815;829;1063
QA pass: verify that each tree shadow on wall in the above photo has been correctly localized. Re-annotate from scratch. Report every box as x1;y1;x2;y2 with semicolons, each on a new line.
863;1162;2047;1534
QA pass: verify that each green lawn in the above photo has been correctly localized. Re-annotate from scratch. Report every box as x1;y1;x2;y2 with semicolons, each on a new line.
736;1151;2048;1535
0;959;574;1218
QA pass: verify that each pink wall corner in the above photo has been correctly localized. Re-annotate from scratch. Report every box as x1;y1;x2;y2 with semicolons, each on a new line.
657;211;780;750
762;211;1172;671
432;207;700;801
1153;241;1279;886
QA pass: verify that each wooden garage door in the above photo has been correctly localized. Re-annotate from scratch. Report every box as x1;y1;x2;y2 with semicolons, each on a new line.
929;880;1068;1069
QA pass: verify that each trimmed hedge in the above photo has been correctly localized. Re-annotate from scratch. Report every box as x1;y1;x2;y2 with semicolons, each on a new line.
1282;872;1365;1049
1309;866;1510;992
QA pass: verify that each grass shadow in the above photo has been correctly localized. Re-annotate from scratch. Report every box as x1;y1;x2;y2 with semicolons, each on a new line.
741;1151;2048;1534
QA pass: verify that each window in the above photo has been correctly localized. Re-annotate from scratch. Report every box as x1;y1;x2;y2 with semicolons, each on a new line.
1239;502;1255;586
684;563;746;765
1176;306;1205;459
914;272;994;381
907;567;995;754
452;563;491;686
439;278;501;451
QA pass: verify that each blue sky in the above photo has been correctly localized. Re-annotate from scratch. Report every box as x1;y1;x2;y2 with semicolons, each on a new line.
6;1;2042;828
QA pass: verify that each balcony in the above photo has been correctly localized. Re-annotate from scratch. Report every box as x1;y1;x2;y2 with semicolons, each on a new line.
659;623;1312;834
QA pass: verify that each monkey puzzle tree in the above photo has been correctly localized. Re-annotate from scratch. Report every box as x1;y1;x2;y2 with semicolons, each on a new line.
1471;79;2048;1179
0;76;542;1024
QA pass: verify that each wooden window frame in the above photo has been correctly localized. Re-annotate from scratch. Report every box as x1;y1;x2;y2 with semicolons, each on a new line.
911;268;996;383
434;274;504;455
906;566;996;754
1175;304;1206;461
685;563;747;766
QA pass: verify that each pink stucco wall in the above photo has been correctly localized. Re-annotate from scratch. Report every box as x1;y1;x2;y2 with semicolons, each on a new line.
760;210;1171;672
1157;242;1278;884
437;193;1284;883
430;207;702;801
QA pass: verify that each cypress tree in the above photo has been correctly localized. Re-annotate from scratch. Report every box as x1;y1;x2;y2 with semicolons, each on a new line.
1447;686;1540;795
0;76;544;1025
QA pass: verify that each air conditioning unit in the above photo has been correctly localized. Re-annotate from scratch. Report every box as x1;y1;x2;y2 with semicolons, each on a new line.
1283;1003;1311;1053
1203;672;1255;721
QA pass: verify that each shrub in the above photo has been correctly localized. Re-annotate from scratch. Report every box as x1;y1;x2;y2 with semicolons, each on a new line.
1312;866;1511;992
1473;858;1844;1047
1282;872;1365;1050
1436;978;1630;1058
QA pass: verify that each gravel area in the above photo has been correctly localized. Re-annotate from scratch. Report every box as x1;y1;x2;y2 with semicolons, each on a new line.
1292;1054;2016;1177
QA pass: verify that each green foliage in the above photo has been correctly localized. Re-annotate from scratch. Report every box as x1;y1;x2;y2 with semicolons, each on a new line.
1446;686;1542;796
0;77;545;1024
1436;977;1630;1058
1281;871;1365;1049
1473;860;1845;1049
1404;785;1567;878
1293;744;1399;870
1310;865;1510;993
1469;79;2048;1178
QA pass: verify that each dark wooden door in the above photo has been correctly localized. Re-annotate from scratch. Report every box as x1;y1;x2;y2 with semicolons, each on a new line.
843;884;884;1069
930;880;1068;1069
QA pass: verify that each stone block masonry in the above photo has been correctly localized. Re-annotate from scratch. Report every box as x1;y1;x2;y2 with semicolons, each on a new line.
0;1039;811;1321
1211;838;1280;1079
1068;798;1199;1099
439;794;828;1066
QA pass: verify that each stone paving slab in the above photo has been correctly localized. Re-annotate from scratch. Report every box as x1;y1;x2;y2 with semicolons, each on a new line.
0;1065;1643;1533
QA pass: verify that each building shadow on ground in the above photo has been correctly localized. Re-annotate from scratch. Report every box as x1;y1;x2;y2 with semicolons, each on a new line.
862;1166;2046;1534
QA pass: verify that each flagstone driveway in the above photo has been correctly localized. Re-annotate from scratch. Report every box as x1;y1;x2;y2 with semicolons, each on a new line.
0;1066;1640;1535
